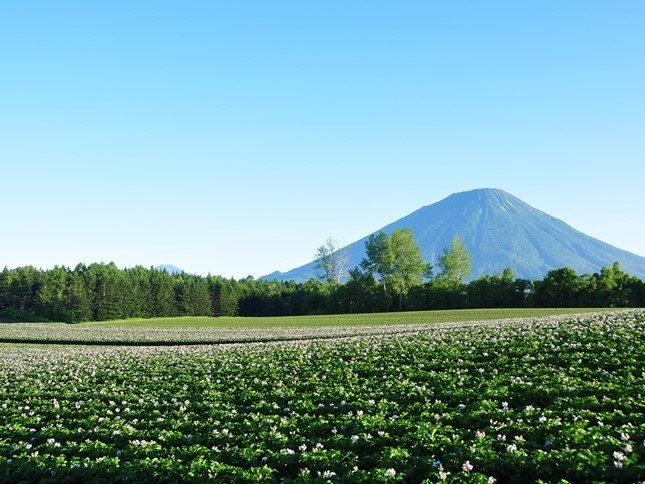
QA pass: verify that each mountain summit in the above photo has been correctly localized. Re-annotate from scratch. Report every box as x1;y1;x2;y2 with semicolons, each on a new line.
264;188;645;282
154;264;183;275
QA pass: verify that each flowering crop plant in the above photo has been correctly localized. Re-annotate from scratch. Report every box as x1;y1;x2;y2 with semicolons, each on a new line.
1;310;643;482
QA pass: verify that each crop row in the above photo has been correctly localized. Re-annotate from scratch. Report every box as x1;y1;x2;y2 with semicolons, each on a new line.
1;310;644;482
0;310;620;345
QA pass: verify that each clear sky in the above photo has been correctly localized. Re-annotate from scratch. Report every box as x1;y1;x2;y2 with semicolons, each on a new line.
2;1;644;278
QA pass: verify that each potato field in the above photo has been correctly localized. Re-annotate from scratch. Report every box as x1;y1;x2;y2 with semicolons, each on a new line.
1;310;643;482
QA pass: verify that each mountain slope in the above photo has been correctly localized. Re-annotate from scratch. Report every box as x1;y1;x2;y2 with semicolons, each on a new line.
154;264;183;275
263;188;645;282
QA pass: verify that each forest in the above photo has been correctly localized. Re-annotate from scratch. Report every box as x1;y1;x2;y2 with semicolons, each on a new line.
1;260;643;323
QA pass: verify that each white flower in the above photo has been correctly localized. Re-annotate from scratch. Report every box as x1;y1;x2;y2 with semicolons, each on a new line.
621;432;630;441
488;478;497;484
476;431;486;439
299;444;307;452
624;444;633;453
322;470;336;478
385;468;396;477
506;443;517;452
614;460;623;469
350;435;359;442
462;461;473;472
613;451;625;461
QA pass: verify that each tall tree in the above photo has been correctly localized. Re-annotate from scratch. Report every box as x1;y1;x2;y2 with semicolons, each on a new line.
338;267;382;313
466;267;527;308
361;231;391;294
436;236;472;286
532;267;581;307
360;229;430;310
149;268;177;317
67;265;92;322
39;266;70;321
208;276;241;316
314;237;349;286
86;262;129;321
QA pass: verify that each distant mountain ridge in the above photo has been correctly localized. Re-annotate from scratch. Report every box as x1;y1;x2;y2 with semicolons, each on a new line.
263;188;645;282
154;264;183;275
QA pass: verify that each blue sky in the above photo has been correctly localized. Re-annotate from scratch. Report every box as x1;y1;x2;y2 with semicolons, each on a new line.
2;1;644;278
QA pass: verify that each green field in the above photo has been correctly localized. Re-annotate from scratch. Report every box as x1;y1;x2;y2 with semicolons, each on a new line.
88;307;610;328
1;309;643;482
0;308;614;346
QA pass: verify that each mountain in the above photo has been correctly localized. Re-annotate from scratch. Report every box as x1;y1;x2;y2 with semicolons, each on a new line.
263;188;645;282
154;264;183;275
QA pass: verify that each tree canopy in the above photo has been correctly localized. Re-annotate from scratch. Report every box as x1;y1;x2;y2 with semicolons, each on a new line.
1;237;643;323
436;236;472;286
360;229;431;310
314;237;348;286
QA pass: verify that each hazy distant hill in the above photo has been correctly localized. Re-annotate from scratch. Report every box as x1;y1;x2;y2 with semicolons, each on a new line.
263;188;645;282
154;264;183;275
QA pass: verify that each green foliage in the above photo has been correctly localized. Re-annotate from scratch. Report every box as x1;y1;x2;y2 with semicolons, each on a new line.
360;229;431;310
436;236;472;286
532;267;581;307
1;311;643;482
0;246;643;323
314;237;349;286
466;268;529;308
338;268;383;313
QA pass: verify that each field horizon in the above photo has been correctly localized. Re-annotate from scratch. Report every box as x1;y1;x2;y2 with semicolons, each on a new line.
0;308;619;347
84;307;614;329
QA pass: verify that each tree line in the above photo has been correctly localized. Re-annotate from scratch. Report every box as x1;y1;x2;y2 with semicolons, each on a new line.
1;230;644;323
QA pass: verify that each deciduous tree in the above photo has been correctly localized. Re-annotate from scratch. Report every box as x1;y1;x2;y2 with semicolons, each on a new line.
360;229;430;310
314;237;349;286
436;236;472;286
